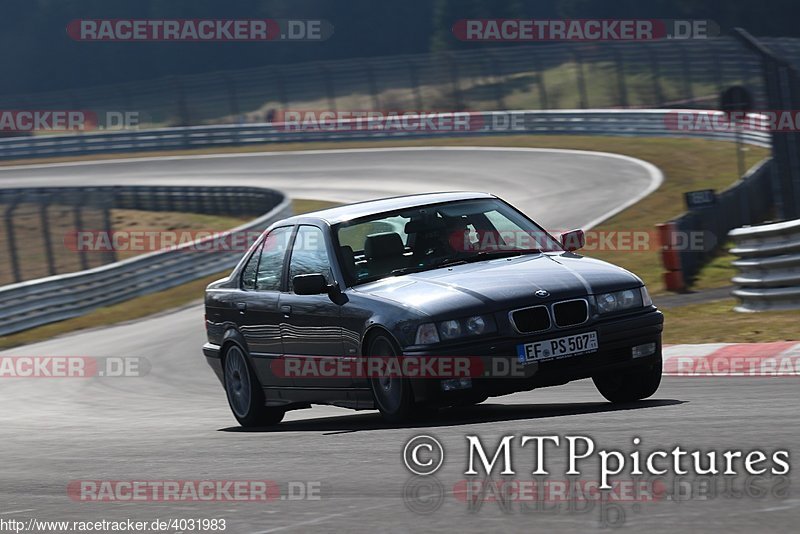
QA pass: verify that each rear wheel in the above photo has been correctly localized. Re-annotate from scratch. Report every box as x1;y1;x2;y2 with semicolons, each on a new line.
593;357;662;403
368;334;416;422
223;345;284;427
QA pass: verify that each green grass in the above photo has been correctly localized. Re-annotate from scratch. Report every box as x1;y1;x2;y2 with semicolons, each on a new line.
690;243;738;291
662;299;800;344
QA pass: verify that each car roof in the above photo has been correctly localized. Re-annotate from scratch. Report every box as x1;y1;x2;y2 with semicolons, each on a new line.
280;191;496;226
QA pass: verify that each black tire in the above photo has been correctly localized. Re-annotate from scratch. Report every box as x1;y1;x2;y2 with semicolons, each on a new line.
223;344;285;427
367;333;416;422
593;356;662;403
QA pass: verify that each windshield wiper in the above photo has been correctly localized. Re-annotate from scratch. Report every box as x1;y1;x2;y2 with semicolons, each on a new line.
390;257;467;276
462;249;542;262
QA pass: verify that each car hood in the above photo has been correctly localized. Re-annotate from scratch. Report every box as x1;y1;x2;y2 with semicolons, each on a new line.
353;253;642;317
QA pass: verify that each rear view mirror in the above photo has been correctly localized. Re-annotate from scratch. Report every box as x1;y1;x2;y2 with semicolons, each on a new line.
293;273;329;295
560;229;585;252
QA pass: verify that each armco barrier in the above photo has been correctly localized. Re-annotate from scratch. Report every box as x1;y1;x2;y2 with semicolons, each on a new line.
730;218;800;311
659;157;775;290
0;187;291;336
0;109;772;160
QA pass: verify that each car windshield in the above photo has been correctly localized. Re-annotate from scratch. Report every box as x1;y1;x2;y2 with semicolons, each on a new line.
335;198;562;285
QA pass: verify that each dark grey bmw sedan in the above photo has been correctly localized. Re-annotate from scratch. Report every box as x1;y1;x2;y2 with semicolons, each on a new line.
203;192;663;426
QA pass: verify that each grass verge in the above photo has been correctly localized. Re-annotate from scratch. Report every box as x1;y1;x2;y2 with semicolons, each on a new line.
662;299;800;344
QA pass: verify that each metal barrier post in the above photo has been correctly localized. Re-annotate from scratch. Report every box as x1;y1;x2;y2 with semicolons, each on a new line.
4;198;21;283
39;193;56;276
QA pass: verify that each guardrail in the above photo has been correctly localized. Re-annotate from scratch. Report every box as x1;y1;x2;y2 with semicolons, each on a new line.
0;109;772;160
729;218;800;311
0;187;291;336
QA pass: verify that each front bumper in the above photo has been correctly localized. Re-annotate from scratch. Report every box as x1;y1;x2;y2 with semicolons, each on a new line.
403;308;663;403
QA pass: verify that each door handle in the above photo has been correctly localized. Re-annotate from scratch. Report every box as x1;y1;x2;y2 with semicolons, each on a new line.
280;304;292;316
236;302;247;313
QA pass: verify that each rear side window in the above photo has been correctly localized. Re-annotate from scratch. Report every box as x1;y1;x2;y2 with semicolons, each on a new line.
254;227;293;291
240;241;264;290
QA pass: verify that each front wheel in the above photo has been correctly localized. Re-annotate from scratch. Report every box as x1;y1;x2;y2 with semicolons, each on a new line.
593;357;662;403
223;345;285;427
368;334;416;422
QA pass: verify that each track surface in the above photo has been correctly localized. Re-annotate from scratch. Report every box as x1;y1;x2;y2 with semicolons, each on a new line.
1;148;797;533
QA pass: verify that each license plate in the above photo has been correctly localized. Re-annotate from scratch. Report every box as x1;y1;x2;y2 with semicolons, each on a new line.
517;331;598;363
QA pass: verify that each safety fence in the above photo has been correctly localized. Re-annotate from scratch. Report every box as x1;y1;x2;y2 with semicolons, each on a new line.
0;36;788;129
0;186;282;285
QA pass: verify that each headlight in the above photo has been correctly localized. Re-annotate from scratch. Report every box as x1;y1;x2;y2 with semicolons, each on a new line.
465;315;487;335
595;288;645;314
414;314;496;345
620;289;637;308
596;292;618;314
439;320;462;340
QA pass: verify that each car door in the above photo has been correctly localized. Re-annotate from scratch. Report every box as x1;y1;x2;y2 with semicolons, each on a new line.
279;224;350;389
236;226;295;390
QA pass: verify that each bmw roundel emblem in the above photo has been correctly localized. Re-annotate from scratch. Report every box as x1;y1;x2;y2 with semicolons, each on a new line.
535;289;550;298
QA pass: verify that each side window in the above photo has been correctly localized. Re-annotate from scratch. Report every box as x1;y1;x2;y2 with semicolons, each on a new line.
240;240;264;290
288;226;332;292
255;226;293;291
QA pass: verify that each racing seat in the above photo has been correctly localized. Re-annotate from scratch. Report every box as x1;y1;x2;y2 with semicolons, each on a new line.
364;232;407;278
339;245;358;283
406;217;447;259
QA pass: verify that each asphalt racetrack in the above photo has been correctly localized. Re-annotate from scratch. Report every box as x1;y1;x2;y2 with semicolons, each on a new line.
0;148;796;532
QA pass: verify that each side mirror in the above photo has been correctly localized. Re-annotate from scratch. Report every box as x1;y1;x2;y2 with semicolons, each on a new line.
292;273;329;295
560;229;585;252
